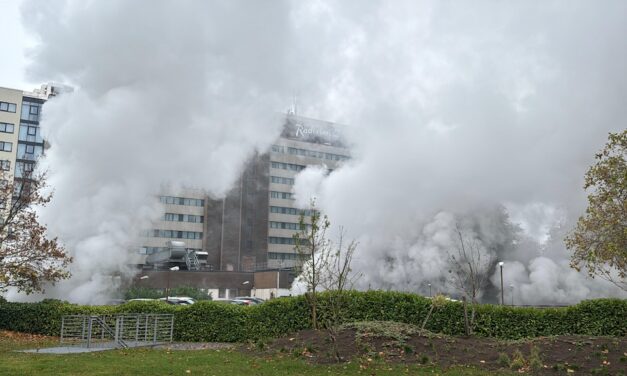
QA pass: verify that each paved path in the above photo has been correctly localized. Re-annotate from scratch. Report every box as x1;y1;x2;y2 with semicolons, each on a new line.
19;342;235;354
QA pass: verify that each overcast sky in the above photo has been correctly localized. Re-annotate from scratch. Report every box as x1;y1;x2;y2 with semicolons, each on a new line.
0;0;37;90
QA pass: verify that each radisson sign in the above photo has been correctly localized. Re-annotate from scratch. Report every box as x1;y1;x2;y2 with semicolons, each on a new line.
282;116;345;147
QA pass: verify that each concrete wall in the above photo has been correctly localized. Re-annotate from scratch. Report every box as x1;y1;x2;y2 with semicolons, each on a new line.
131;270;294;299
254;270;292;289
133;270;253;290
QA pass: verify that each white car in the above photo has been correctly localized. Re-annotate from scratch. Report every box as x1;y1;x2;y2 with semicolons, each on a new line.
159;296;196;305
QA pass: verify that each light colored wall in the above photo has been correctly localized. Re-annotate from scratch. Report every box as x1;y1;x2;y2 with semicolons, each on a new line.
139;188;207;252
253;288;291;300
0;87;23;180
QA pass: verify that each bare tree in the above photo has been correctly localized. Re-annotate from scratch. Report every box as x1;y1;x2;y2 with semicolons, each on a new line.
321;226;360;293
293;199;331;330
0;170;72;294
319;227;360;361
447;223;494;335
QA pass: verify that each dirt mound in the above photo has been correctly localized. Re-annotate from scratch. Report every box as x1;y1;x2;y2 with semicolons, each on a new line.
252;322;627;375
0;330;56;342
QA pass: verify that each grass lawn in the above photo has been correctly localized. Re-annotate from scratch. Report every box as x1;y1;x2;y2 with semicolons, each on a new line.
0;331;511;376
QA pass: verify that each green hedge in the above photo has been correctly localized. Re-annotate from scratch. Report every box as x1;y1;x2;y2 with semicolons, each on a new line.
0;291;624;342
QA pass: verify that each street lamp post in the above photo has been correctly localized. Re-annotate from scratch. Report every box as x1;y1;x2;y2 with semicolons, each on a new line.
428;283;432;297
166;266;179;301
498;262;504;305
276;261;283;299
509;284;514;306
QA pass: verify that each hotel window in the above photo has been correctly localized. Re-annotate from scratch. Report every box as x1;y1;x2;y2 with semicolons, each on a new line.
270;191;293;200
0;123;14;133
269;221;308;230
270;206;313;216
270;176;294;185
159;196;205;206
271;145;285;153
164;213;204;223
269;252;300;260
0;160;10;171
21;102;41;121
0;102;17;113
271;161;305;171
269;236;296;245
17;144;42;160
286;146;349;161
0;142;12;152
19;124;42;142
14;161;34;178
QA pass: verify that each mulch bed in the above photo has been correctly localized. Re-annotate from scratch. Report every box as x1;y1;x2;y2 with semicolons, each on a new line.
250;326;626;375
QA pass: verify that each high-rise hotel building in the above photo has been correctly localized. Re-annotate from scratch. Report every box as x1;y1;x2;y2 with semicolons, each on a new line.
205;114;349;271
142;114;349;272
0;84;68;188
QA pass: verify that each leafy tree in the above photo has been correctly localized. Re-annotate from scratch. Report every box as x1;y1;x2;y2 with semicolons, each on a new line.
566;130;626;291
0;171;72;294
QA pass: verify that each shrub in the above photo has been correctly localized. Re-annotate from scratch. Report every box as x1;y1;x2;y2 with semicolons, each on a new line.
0;292;624;341
510;349;525;370
529;345;543;372
498;352;511;367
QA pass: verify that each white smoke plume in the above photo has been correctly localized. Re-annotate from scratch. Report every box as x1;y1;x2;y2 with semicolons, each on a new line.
9;1;626;304
12;0;294;303
288;1;627;304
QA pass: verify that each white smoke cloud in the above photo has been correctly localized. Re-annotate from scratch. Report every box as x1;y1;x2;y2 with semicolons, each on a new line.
8;0;626;304
289;1;627;303
292;165;326;209
12;0;293;303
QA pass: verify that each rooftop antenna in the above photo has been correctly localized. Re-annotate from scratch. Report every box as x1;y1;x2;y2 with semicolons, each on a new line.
291;91;299;117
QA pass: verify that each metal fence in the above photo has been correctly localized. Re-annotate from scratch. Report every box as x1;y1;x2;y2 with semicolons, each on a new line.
60;314;174;349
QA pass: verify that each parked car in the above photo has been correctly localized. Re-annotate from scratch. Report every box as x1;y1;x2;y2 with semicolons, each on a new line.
159;296;196;305
212;298;234;304
126;298;156;303
234;296;265;305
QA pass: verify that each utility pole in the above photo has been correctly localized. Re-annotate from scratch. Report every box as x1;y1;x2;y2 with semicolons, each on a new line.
498;262;504;305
